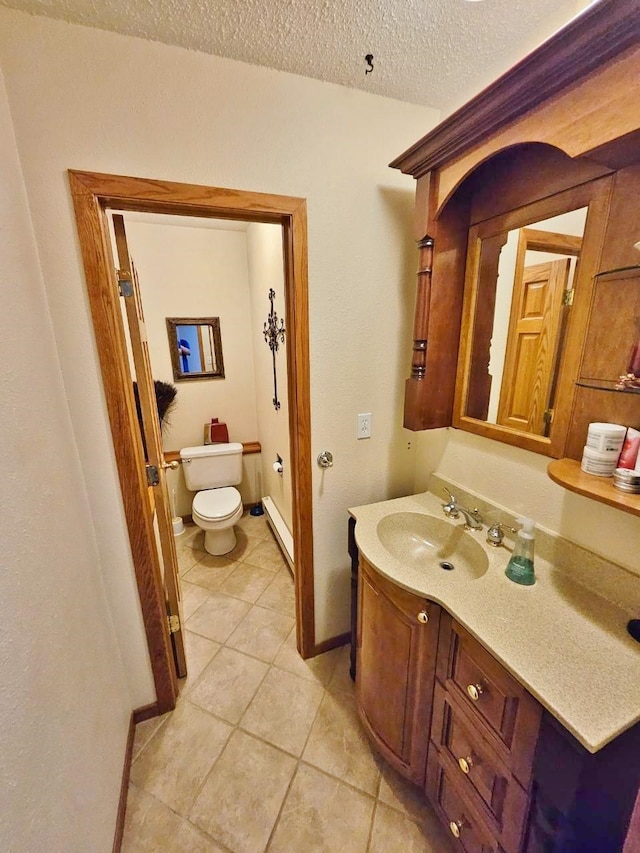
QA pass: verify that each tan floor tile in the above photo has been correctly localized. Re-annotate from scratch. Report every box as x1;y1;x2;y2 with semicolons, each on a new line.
186;592;252;642
178;630;220;697
182;555;236;592
181;580;211;620
189;730;296;853
132;712;171;762
177;545;201;576
369;802;455;853
122;785;225;852
273;627;341;686
225;528;263;561
378;761;433;823
188;647;269;723
236;512;271;540
269;763;374;853
218;562;275;603
240;666;324;756
302;689;381;795
245;539;287;572
180;523;205;550
226;605;294;662
325;644;355;696
255;570;295;617
130;701;232;814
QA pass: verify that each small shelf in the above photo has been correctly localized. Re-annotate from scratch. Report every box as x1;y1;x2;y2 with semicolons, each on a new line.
548;458;640;518
576;379;640;394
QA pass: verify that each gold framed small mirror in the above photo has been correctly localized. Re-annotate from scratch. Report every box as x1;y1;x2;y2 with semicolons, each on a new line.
166;317;224;382
453;178;611;457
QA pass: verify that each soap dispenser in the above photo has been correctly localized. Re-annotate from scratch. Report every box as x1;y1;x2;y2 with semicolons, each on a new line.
505;518;536;586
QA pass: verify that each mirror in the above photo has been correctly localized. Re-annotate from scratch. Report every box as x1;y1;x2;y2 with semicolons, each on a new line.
166;317;224;382
466;208;587;436
456;190;592;451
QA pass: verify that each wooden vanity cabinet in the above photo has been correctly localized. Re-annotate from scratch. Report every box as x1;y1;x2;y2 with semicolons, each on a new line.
355;559;640;851
356;557;440;784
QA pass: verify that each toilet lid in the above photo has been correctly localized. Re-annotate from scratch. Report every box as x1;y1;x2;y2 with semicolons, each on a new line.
193;487;241;521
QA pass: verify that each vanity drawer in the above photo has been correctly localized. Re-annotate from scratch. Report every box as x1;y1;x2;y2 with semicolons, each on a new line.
437;614;542;785
426;748;505;853
431;683;528;853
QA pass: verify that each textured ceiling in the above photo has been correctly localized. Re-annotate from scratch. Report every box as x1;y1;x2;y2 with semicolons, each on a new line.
0;0;588;110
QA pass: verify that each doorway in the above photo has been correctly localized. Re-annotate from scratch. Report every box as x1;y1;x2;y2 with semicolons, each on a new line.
69;170;315;713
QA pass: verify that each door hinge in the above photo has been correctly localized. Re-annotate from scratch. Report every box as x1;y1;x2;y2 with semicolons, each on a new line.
117;269;133;297
562;289;574;306
543;408;555;425
167;614;181;634
145;464;159;487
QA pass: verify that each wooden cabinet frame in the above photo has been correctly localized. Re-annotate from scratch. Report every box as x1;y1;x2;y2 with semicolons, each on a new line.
390;0;640;448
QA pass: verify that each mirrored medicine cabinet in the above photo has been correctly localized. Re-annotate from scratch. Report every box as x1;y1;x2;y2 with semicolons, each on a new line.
391;4;640;515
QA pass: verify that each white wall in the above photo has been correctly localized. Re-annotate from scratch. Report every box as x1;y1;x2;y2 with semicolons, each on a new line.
121;216;259;452
118;216;262;515
0;9;438;644
0;68;139;851
246;223;293;533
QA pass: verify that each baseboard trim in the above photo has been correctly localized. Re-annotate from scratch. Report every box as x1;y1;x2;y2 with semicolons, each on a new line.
313;632;351;656
112;713;136;853
133;702;160;724
113;703;161;851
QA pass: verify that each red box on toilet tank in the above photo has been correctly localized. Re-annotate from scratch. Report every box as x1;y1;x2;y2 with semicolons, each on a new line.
204;418;229;444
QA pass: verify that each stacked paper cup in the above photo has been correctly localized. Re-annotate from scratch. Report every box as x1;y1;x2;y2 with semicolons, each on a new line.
581;423;627;477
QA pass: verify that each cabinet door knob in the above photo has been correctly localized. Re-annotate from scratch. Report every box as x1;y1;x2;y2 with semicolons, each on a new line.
466;683;484;701
458;755;474;774
417;611;429;624
449;819;465;839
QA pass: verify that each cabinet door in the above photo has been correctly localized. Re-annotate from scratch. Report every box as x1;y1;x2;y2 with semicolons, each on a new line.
356;559;440;785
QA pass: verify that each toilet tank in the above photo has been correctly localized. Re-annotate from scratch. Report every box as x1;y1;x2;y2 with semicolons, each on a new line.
180;442;243;491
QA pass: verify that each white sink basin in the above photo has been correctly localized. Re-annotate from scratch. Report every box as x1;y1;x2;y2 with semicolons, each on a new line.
376;512;489;580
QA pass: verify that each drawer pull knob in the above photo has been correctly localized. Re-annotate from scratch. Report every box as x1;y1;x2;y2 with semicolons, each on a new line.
417;611;429;624
449;819;465;839
458;756;474;774
466;683;484;701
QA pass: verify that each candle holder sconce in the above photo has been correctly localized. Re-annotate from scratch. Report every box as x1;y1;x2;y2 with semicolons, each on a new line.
263;288;286;410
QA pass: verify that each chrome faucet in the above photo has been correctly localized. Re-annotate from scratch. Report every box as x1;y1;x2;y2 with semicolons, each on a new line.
442;487;483;530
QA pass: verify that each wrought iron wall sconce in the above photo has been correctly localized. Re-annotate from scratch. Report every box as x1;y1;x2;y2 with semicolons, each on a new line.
263;288;286;410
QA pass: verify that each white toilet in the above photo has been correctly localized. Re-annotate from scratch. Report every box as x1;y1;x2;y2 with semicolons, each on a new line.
180;442;244;556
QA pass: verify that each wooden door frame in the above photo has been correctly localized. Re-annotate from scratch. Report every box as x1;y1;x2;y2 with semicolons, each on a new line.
69;170;315;712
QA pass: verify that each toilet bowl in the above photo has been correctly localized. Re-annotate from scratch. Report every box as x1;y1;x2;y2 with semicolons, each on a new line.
179;442;244;556
192;486;243;555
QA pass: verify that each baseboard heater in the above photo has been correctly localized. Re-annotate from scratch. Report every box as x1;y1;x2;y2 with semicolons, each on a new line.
262;495;294;575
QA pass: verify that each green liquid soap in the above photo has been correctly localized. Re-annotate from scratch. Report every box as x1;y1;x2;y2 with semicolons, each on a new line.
505;556;535;586
505;517;536;585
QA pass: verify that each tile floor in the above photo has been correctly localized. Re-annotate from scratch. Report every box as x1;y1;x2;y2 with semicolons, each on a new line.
122;511;454;853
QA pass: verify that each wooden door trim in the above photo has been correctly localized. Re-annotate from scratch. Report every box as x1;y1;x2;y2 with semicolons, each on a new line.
68;170;315;713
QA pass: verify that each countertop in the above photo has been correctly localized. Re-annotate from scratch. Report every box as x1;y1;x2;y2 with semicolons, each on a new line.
350;490;640;753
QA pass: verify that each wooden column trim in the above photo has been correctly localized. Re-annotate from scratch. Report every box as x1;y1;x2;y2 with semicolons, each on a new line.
409;236;435;380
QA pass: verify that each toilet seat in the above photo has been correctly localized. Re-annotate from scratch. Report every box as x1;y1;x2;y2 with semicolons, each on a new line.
193;487;241;522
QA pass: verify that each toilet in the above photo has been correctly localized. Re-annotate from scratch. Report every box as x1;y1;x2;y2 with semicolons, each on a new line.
180;442;244;556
